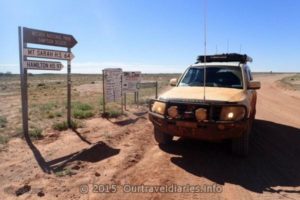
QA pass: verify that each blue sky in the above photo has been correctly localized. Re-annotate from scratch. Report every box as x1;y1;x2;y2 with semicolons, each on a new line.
0;0;299;73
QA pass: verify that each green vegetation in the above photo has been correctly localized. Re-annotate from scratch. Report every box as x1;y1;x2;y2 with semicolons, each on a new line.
1;73;175;139
72;102;93;111
52;121;68;131
73;110;94;119
0;116;7;128
54;111;63;117
72;102;94;119
39;102;57;113
29;128;43;140
103;103;123;118
0;135;9;145
54;168;75;177
107;109;123;118
52;120;83;131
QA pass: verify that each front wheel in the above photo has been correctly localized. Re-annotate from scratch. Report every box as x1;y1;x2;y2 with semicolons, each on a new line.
231;121;251;156
154;128;173;144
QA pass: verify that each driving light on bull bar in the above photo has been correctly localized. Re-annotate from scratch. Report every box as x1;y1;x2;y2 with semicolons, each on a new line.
195;108;207;122
220;106;246;121
167;106;178;118
151;101;166;115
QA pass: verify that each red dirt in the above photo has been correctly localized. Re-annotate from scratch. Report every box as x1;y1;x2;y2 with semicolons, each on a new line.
0;74;300;200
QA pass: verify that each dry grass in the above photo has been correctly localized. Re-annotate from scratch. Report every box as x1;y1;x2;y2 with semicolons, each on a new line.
281;74;300;90
0;73;177;145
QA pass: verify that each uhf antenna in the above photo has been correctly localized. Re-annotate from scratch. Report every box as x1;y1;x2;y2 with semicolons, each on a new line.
203;0;207;102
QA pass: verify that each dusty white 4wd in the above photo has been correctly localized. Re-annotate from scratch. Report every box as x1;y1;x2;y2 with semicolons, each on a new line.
149;53;261;156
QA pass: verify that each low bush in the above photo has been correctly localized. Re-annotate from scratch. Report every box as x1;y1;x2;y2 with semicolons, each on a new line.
29;128;43;140
0;116;7;128
73;110;94;119
0;135;9;144
52;120;83;131
72;102;94;119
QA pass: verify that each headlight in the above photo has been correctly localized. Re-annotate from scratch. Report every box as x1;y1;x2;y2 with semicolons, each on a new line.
220;106;246;121
151;101;166;115
195;108;207;122
167;106;178;118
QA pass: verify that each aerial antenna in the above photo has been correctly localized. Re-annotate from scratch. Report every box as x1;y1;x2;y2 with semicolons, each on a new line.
216;45;218;54
239;44;242;53
203;0;207;102
227;39;229;53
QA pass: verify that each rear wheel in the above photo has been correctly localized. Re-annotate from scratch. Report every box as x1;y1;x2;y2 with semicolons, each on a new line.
231;121;251;156
154;128;173;144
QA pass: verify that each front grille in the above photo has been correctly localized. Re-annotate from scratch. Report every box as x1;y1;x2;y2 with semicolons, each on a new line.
211;105;222;121
166;102;223;121
166;102;207;121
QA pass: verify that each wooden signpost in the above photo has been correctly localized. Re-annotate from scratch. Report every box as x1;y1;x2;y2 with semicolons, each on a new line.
23;48;74;61
19;26;77;139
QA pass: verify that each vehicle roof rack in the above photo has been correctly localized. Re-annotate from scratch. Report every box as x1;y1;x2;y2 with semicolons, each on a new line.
196;53;253;64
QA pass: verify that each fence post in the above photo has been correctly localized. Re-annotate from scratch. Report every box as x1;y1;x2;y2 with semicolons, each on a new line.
102;70;106;114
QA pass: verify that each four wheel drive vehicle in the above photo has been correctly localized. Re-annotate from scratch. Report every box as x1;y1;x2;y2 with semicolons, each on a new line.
149;53;261;156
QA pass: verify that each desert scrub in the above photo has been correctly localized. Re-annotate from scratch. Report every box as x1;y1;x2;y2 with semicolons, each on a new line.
281;74;300;90
39;102;57;113
47;112;55;119
73;110;94;119
54;168;75;177
72;102;94;119
0;135;9;145
52;121;68;131
103;103;123;118
47;111;63;119
107;109;122;118
72;102;93;111
52;120;83;131
29;128;43;140
0;116;7;128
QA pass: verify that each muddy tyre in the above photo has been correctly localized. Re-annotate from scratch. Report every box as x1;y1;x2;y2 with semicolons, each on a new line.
231;122;251;156
154;128;173;144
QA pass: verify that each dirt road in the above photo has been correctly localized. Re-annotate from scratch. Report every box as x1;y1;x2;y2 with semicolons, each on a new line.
0;74;299;200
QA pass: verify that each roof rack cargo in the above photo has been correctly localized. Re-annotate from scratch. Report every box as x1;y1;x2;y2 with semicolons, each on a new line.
197;53;253;64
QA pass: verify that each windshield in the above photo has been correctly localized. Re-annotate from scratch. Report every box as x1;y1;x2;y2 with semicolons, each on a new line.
179;66;243;89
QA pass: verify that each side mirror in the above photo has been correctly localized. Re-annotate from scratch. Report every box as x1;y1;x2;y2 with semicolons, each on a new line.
248;80;261;90
169;78;177;86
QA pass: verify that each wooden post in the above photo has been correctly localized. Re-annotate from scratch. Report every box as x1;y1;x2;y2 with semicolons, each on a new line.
67;47;72;128
137;91;139;108
121;74;124;114
19;27;29;139
102;70;106;114
124;93;127;111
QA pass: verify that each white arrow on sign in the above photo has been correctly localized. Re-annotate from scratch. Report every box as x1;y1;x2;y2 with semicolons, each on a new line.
23;60;64;71
23;48;74;61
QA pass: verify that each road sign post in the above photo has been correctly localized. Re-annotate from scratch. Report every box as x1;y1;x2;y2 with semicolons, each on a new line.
19;26;77;137
67;48;71;128
19;27;29;140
